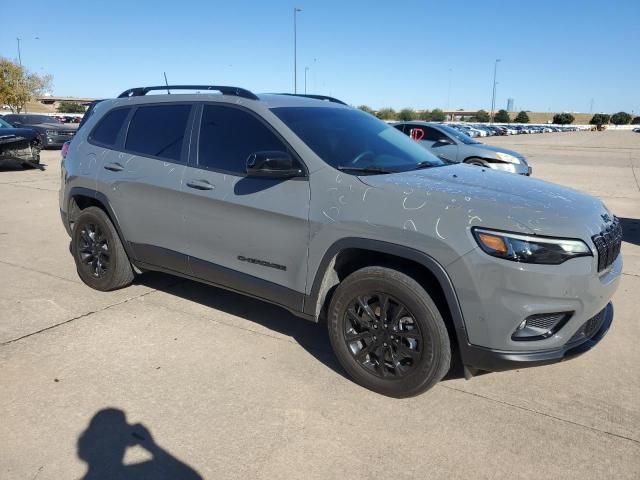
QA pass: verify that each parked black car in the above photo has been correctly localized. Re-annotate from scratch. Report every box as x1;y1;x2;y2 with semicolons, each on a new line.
0;117;41;168
3;114;77;148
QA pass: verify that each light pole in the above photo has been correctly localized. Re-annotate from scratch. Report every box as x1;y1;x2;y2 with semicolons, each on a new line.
293;7;302;93
446;68;452;116
304;66;309;94
16;37;23;67
490;58;501;123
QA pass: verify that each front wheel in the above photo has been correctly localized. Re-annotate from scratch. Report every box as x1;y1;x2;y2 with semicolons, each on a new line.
465;157;487;167
327;266;451;398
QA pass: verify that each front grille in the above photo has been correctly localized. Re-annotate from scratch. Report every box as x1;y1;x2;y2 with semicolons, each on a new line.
592;217;622;272
568;308;606;344
59;130;76;136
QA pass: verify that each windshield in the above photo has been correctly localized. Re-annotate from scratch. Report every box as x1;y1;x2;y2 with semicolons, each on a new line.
0;118;13;128
22;115;59;125
437;124;480;145
272;107;445;173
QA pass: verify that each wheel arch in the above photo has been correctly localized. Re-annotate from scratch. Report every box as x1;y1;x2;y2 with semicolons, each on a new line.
67;187;136;261
305;238;469;355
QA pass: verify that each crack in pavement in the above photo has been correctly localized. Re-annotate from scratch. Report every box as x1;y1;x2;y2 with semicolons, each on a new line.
1;182;58;192
0;281;184;347
439;384;640;446
0;259;82;285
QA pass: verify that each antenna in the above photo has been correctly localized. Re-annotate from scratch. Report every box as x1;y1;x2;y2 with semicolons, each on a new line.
163;72;170;94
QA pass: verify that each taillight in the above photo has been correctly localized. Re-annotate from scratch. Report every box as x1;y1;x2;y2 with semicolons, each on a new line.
61;141;70;159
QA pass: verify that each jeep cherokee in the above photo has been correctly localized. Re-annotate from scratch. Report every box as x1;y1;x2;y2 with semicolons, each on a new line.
59;85;622;397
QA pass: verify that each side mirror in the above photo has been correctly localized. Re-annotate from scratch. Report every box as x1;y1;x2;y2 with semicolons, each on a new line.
11;121;22;127
246;151;303;178
435;137;453;145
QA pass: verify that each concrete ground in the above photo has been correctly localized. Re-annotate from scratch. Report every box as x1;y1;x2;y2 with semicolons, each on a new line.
1;131;639;479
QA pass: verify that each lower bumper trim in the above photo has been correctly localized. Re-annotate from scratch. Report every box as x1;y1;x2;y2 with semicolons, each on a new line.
462;302;613;374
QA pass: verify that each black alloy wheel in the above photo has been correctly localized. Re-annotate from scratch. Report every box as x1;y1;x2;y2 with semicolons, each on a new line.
344;293;422;378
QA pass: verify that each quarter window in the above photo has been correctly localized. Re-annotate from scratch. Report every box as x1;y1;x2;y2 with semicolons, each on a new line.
198;105;288;174
125;104;191;162
90;108;130;147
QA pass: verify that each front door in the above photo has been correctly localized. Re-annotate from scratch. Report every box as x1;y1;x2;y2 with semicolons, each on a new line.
181;103;310;310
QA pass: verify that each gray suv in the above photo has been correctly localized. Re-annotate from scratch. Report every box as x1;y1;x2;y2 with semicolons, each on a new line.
394;121;531;175
59;85;621;397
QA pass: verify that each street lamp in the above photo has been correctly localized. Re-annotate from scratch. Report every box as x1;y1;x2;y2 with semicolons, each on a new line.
446;68;452;114
293;7;302;94
16;36;39;68
304;66;309;94
490;58;501;123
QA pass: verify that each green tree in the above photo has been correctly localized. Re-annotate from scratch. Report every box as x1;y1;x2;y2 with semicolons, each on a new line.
494;109;510;123
631;116;640;125
358;105;374;115
589;113;610;126
430;108;446;122
610;111;632;125
57;101;85;113
0;57;52;113
397;108;417;121
418;109;432;121
376;108;397;120
472;110;490;122
513;111;530;123
553;113;575;125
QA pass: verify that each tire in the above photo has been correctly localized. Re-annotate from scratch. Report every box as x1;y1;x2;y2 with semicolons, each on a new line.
71;206;134;291
327;266;451;398
465;157;487;167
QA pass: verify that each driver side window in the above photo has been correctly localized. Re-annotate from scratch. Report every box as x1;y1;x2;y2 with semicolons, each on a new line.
198;105;290;175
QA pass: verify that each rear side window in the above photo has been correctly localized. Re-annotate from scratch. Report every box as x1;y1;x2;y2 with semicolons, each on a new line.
198;105;287;174
125;104;191;162
90;108;130;146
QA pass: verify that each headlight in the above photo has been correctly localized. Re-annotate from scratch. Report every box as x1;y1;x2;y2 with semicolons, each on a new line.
472;228;592;264
495;152;521;164
45;129;58;136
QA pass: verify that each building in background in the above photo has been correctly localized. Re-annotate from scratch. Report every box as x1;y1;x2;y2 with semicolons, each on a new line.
507;98;515;112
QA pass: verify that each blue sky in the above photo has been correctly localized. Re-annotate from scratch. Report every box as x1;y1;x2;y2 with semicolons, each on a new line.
3;0;638;113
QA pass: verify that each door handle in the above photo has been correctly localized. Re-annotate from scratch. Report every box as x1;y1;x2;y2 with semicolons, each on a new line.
104;162;124;172
186;179;215;191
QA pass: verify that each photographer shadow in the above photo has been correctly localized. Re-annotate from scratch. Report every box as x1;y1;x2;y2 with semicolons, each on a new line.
77;408;202;480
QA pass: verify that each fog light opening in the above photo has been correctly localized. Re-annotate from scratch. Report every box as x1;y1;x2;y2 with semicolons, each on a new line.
511;312;573;341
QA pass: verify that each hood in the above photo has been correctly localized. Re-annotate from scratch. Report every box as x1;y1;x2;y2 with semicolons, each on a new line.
358;163;611;240
36;122;78;131
0;128;38;142
473;143;525;159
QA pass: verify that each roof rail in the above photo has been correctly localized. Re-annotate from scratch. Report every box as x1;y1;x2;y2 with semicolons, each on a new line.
117;85;259;100
275;93;348;106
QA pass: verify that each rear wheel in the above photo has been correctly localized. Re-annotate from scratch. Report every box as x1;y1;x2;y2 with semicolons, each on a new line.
327;266;451;397
71;207;134;291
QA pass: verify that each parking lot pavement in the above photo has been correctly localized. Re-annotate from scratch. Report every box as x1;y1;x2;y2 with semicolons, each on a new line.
1;133;639;479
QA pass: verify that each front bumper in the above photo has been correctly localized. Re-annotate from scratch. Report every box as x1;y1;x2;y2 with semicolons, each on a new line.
462;302;613;374
43;133;75;148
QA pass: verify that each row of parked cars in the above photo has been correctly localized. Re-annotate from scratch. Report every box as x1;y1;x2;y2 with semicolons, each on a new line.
447;123;584;138
0;113;78;168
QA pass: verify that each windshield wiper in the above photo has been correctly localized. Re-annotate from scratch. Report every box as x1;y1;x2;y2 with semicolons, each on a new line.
337;166;395;174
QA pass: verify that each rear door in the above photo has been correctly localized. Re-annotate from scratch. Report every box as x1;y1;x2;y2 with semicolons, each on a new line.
181;103;310;309
95;103;195;273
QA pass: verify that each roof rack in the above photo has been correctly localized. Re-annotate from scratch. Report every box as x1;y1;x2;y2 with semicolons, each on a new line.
275;93;348;105
117;85;259;100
